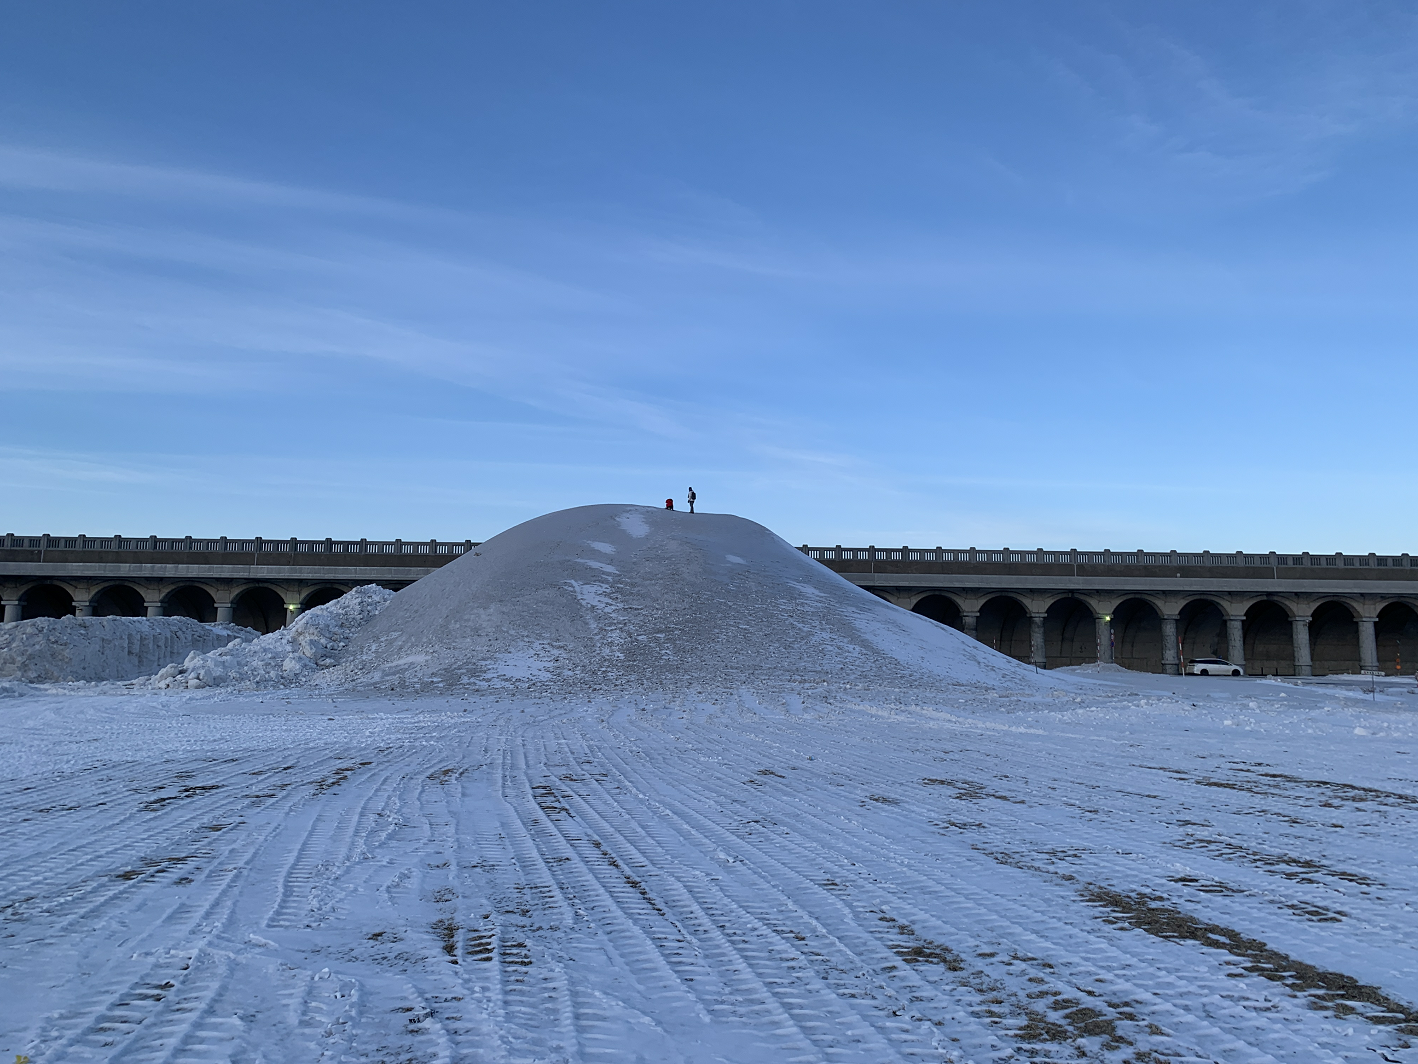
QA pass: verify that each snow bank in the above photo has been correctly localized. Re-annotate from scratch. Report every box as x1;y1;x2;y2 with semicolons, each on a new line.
0;616;257;683
153;585;394;690
331;504;1046;695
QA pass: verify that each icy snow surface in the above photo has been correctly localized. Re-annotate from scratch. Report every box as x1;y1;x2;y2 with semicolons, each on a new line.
4;507;1418;1063
332;504;1036;695
0;616;256;683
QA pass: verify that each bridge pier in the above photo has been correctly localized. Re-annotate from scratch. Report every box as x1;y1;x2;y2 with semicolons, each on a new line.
961;611;979;640
75;597;94;617
1291;616;1313;677
1359;615;1380;674
1161;615;1180;675
2;599;19;624
1029;613;1047;669
216;602;234;624
1095;614;1112;664
145;600;164;618
1225;614;1245;669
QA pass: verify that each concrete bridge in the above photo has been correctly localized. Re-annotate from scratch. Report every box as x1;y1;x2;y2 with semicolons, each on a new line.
4;532;1417;677
0;534;471;633
808;545;1418;677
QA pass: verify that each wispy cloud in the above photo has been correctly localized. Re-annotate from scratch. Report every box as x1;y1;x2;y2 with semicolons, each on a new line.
1038;6;1418;204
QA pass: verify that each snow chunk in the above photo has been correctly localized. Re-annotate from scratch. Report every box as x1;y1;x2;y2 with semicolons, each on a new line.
152;585;394;690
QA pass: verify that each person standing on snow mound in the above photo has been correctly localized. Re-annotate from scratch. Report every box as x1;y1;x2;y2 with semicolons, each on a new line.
687;487;696;513
665;498;674;510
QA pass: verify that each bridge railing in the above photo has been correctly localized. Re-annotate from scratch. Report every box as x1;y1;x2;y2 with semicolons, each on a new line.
6;533;1411;569
2;534;478;556
800;547;1417;569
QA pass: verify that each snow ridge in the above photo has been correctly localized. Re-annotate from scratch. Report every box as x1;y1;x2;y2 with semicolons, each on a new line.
0;616;257;683
153;584;394;690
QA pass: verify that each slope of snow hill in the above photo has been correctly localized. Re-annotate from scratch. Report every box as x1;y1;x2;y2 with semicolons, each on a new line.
152;584;394;689
333;504;1041;694
0;616;257;683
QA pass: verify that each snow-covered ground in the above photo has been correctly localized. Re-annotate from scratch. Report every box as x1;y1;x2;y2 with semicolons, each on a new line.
3;507;1417;1062
4;675;1417;1063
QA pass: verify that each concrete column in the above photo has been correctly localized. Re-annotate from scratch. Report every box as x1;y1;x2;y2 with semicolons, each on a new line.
2;599;20;624
216;603;234;624
961;612;979;640
1292;617;1312;677
76;599;95;617
1029;613;1047;669
1095;614;1113;663
287;604;303;623
145;601;164;618
1226;615;1245;667
1161;615;1180;675
1359;616;1380;675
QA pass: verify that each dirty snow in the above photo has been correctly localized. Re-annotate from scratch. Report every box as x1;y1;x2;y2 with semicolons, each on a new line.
0;616;256;683
3;507;1418;1063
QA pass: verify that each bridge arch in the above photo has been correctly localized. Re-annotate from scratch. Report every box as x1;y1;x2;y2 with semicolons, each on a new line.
1044;596;1095;668
1112;597;1163;673
1309;600;1360;676
301;586;349;611
977;594;1031;662
21;583;74;620
910;593;963;630
1178;598;1227;663
232;586;287;634
164;585;218;623
92;584;146;617
1376;601;1418;676
1243;600;1293;676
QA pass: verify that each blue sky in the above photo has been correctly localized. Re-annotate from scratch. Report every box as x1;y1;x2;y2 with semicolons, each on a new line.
2;2;1417;550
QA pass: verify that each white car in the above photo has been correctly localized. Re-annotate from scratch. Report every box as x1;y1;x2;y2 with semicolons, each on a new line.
1187;657;1243;677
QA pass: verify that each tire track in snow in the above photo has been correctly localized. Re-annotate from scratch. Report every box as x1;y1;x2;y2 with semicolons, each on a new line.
608;703;1373;1062
576;730;1018;1061
16;750;410;1063
26;947;233;1064
530;730;940;1062
481;741;581;1063
0;756;289;922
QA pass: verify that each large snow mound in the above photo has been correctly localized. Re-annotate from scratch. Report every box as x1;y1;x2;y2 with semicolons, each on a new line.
331;504;1043;694
153;585;394;690
0;616;257;683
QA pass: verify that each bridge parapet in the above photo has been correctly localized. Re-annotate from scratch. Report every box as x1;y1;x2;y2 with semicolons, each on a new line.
799;545;1416;572
3;534;477;560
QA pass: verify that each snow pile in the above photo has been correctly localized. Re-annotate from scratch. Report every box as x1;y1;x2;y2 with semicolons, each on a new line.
0;616;257;683
332;504;1045;694
153;585;394;690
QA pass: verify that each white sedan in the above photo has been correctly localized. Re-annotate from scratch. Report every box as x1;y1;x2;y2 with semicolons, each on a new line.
1187;657;1244;677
